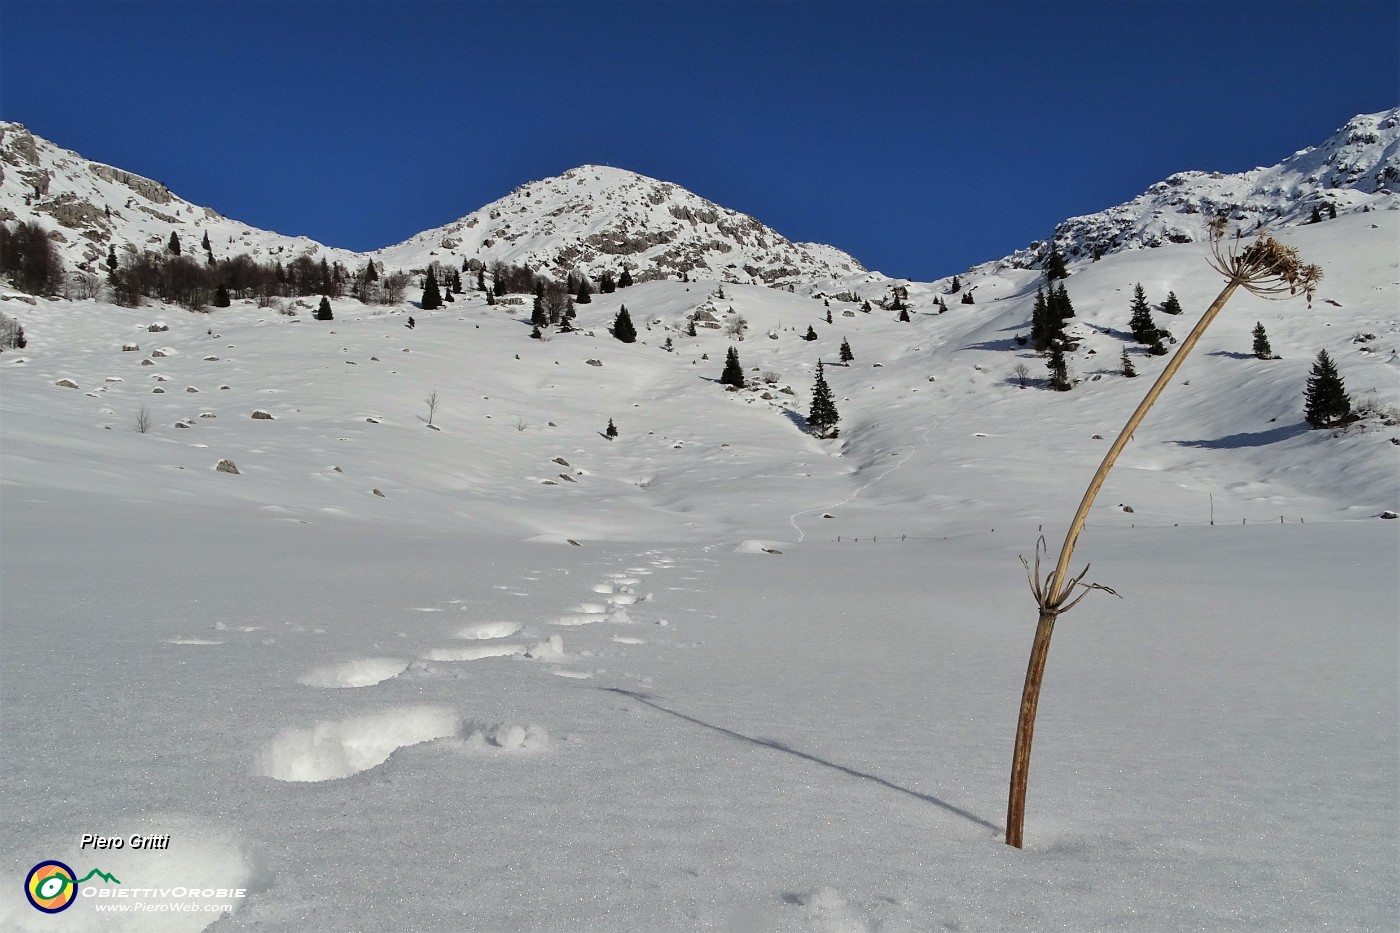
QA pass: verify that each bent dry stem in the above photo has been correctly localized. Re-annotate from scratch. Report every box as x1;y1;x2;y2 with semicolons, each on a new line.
1004;229;1320;849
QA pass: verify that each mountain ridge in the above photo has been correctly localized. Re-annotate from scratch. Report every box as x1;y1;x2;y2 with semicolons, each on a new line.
2;108;1397;295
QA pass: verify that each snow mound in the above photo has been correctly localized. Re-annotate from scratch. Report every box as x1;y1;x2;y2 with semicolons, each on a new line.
734;539;787;554
258;705;460;782
420;643;525;662
455;621;521;640
297;657;408;688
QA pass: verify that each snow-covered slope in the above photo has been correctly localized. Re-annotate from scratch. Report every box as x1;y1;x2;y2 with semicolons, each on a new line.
1001;107;1400;271
0;122;361;274
1;212;1394;542
372;164;867;286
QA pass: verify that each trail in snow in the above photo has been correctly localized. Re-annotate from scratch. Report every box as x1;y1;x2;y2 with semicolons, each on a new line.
787;423;932;542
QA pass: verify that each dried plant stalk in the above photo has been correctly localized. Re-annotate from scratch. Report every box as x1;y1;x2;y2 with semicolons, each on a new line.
1004;225;1320;849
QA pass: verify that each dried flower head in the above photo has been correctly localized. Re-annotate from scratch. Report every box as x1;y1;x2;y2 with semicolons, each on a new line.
1207;219;1323;306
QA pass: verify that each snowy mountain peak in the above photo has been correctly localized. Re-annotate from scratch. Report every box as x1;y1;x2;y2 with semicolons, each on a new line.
999;107;1400;272
0;120;357;275
372;163;868;286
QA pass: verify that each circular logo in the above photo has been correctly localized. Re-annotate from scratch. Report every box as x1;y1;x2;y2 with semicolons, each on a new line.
25;861;78;913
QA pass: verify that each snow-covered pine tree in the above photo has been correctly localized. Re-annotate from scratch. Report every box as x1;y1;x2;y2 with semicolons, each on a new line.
1120;347;1136;377
1044;245;1068;281
619;268;633;288
316;296;333;321
808;360;840;439
804;325;818;341
839;338;854;364
1303;350;1351;428
606;418;618;438
1161;291;1184;315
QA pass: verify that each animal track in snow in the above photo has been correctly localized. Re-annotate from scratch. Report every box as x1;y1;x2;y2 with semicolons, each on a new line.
259;705;460;782
452;722;551;753
298;658;408;688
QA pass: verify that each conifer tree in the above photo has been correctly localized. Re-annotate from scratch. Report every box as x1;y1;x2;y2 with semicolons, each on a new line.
201;231;211;252
167;231;181;255
804;325;818;341
606;418;618;438
1044;245;1068;281
364;260;379;283
599;271;616;294
826;308;833;324
477;269;486;292
1046;342;1070;391
531;295;548;328
949;275;961;293
1303;349;1351;428
1251;322;1273;359
1128;284;1156;343
213;284;231;308
808;360;840;438
1051;282;1075;319
619;268;633;288
898;306;911;322
1326;203;1337;220
1161;291;1184;315
860;299;872;313
576;277;593;304
421;267;442;310
316;296;333;321
107;245;119;273
686;319;697;337
1120;347;1136;377
612;305;637;343
839;337;854;365
961;291;974;304
719;346;744;387
1031;287;1052;351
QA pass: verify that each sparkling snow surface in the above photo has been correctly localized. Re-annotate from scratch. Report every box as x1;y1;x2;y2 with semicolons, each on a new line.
2;214;1396;930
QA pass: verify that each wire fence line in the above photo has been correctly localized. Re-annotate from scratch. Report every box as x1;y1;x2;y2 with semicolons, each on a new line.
823;514;1384;544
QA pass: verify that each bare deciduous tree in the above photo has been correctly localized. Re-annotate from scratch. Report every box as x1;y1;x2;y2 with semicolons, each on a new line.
424;390;440;428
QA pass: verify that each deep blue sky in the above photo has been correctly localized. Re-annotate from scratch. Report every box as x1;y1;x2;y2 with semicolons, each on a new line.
2;1;1395;280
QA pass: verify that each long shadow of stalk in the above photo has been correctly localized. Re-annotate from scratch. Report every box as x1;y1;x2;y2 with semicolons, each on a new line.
603;687;1000;833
